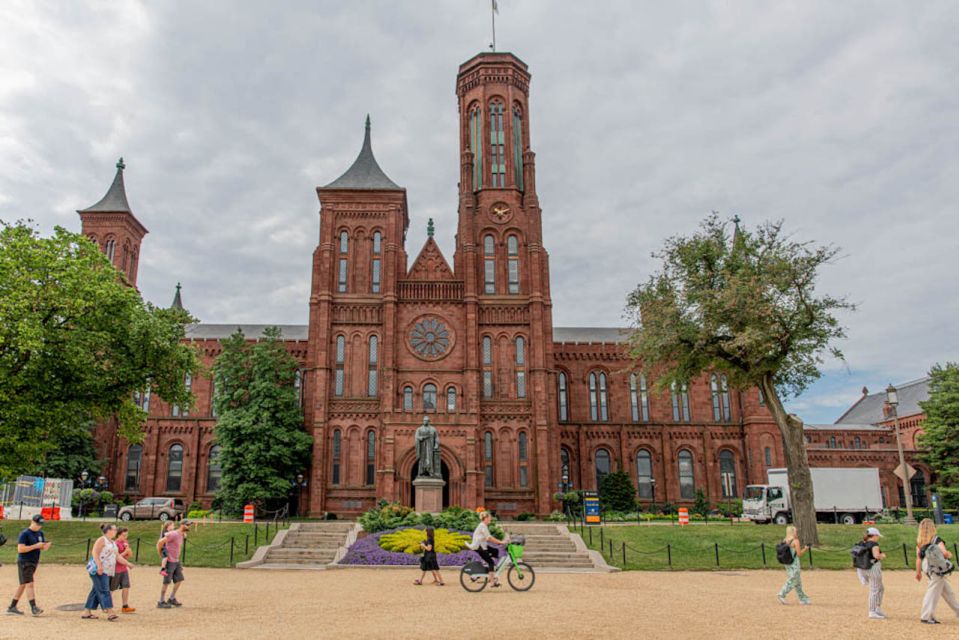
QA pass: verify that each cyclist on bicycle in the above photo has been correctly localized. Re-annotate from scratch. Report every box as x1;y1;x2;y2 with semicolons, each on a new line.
468;511;507;587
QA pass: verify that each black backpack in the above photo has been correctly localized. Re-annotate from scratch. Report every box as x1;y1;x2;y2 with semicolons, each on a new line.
776;541;795;565
851;542;874;570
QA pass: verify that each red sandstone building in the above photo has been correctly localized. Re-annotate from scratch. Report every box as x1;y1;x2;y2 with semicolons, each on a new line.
79;52;932;517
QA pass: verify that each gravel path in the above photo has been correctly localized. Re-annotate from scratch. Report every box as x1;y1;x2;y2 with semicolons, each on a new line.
0;565;952;639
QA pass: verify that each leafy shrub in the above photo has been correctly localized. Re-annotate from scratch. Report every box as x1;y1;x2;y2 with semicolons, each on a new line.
547;510;566;522
187;509;212;519
516;512;536;521
692;490;709;517
715;499;743;518
600;471;636;513
187;501;204;513
379;527;471;554
659;502;677;515
358;502;503;538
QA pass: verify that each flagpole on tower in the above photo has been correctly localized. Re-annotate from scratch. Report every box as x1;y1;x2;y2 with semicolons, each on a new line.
491;0;498;51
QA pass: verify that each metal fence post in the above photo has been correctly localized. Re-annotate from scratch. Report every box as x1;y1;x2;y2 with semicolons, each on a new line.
255;524;259;547
667;544;672;569
714;543;720;567
808;547;814;568
608;539;613;558
85;538;91;561
182;537;187;563
588;527;593;546
600;527;604;549
761;542;766;567
135;537;141;562
622;541;626;566
230;537;235;566
902;543;909;567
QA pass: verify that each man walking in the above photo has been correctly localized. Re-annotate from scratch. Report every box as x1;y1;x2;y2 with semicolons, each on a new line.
7;514;51;616
156;519;190;609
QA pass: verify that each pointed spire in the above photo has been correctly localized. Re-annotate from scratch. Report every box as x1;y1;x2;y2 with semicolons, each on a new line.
78;157;132;213
427;218;434;238
322;116;401;190
171;282;184;310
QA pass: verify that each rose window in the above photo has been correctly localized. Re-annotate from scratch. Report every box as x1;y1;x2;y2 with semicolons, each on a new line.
409;317;451;359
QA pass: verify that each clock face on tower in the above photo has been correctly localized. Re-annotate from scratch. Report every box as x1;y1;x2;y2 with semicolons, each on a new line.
489;202;512;224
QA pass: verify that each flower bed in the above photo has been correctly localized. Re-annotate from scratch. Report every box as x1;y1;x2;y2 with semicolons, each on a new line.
339;526;504;566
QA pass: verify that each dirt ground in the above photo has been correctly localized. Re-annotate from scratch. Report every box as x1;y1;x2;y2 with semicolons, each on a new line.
1;565;956;640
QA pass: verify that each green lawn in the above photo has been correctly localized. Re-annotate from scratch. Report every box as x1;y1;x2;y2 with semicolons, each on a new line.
0;519;288;568
576;522;959;571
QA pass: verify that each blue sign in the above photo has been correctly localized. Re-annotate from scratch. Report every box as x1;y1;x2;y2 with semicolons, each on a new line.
33;477;45;492
584;491;600;524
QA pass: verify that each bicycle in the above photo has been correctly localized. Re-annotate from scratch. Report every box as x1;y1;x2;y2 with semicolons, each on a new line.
460;534;535;592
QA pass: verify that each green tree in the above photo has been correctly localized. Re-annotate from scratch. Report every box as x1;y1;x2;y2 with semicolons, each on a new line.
692;489;709;517
33;422;102;480
918;363;959;509
212;327;313;515
625;214;853;545
0;221;199;480
599;471;637;513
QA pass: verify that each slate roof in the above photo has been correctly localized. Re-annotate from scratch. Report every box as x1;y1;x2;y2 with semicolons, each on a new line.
78;158;132;213
553;327;630;344
836;377;930;424
322;116;401;190
804;423;889;432
184;324;309;341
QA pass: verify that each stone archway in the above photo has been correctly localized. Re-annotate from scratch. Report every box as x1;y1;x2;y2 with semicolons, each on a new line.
409;460;450;510
397;445;465;509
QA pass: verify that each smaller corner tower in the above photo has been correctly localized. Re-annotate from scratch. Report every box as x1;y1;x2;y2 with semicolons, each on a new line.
77;157;149;287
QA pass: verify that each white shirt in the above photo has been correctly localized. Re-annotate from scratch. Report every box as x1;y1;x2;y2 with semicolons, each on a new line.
469;522;491;551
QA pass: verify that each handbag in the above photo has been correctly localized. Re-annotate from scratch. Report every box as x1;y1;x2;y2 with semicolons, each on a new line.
86;557;98;576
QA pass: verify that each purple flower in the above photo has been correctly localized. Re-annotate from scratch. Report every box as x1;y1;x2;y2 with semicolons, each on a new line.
338;526;505;566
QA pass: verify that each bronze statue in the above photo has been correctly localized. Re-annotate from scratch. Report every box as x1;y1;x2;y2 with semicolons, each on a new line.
415;416;441;478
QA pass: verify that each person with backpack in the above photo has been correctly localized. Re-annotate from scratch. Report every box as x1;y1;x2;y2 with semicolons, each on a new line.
915;518;959;624
776;525;810;605
853;527;886;619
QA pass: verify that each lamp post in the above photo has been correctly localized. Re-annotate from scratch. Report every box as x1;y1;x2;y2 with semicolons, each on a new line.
887;384;916;525
650;478;657;515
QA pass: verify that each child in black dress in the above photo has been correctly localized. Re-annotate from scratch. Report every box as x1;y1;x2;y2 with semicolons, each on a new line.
414;527;443;586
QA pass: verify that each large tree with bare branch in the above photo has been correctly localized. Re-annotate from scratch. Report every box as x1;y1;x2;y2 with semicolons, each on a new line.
624;214;853;545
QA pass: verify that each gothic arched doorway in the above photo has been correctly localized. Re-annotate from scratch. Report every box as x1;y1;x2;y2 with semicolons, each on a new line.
409;459;450;510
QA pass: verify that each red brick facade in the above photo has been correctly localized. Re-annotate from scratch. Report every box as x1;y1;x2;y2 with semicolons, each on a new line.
82;52;930;516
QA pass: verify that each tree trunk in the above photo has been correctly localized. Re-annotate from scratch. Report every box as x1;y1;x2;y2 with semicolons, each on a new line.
761;375;820;546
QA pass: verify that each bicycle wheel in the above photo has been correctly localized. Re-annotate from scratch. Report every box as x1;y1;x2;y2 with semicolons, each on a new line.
507;561;535;591
460;566;489;592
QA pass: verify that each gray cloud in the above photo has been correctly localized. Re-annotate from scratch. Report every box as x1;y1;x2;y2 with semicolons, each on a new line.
2;1;957;422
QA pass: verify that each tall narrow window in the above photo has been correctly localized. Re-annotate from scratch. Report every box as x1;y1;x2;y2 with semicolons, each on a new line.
338;230;349;293
447;386;457;412
173;374;192;417
595;448;611;489
403;386;413;411
592;372;608;421
507;235;519;294
589;373;598;421
758;388;766;405
470;104;483;189
636;449;653;499
489;100;505;187
558;372;569;422
371;231;381;293
125;445;142;491
210;380;217;417
366;431;376;486
630;374;641;422
484;432;494;488
719;450;737;498
166;444;183;492
482;336;493;398
764;447;772;466
672;382;690;422
367;335;378;397
105;238;116;261
680;383;690;422
678;450;695;500
332;430;341;485
483;235;496;294
206;445;222;492
294;370;303;407
515;336;526;398
423;384;437;412
518;431;529;487
721;375;731;422
334;336;346;397
711;375;722;421
512;104;524;190
134;386;151;413
639;374;650;421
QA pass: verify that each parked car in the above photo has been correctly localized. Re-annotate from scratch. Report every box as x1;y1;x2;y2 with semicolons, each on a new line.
118;497;185;521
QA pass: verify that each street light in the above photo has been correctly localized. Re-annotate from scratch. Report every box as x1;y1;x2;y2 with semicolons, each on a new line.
887;383;916;525
650;478;657;514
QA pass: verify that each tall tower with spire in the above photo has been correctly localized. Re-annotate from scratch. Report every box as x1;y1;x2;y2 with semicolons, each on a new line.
77;158;149;287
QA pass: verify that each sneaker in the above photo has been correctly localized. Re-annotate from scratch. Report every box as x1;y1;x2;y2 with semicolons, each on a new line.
868;612;886;619
157;601;172;609
800;600;811;606
5;606;23;616
121;606;136;613
30;605;43;617
921;619;941;625
875;608;887;617
777;596;787;605
167;598;182;607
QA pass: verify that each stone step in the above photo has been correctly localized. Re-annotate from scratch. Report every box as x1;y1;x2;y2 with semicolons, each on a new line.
298;524;354;532
523;552;590;560
267;550;337;560
283;535;345;543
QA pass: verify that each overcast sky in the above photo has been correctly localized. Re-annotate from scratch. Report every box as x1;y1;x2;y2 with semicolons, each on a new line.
2;1;957;423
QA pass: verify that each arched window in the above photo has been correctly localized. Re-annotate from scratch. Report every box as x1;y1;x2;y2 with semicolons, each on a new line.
489;99;505;187
166;444;184;492
589;373;598;420
447;386;457;412
512;104;524;190
595;448;611;489
206;445;222;492
105;238;116;261
423;384;437;412
671;382;690;422
334;336;346;396
366;431;376;486
173;373;192;417
711;375;722;421
483;235;496;294
293;370;303;407
331;429;342;485
371;231;382;294
720;376;731;422
598;373;609;421
121;243;129;271
134;386;151;413
828;436;837;449
758;388;766;405
484;432;494;488
630;373;649;422
764;447;772;467
557;372;569;422
367;335;378;397
911;470;927;508
507;235;519;294
678;450;695;500
853;436;861;449
636;450;653;499
403;386;413;411
469;103;483;188
515;336;526;398
560;447;571;490
338;231;349;293
482;336;493;398
518;432;529;487
719;450;737;498
125;444;143;491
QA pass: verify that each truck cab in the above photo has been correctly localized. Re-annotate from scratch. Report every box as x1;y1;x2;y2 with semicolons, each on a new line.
742;485;790;524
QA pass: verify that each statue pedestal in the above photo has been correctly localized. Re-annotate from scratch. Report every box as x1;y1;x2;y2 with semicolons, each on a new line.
413;477;446;514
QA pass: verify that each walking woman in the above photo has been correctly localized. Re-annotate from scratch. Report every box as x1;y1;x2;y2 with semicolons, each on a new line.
777;525;810;605
857;527;886;619
915;518;959;624
83;523;133;621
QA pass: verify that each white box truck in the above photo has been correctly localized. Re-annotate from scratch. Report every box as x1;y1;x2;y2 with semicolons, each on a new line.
741;467;883;525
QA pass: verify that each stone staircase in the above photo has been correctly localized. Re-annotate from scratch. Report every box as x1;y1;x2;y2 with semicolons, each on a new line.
240;521;356;570
500;522;615;572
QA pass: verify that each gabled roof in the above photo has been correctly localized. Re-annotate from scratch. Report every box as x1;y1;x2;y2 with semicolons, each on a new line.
407;227;454;280
321;116;401;190
835;377;930;424
78;158;132;213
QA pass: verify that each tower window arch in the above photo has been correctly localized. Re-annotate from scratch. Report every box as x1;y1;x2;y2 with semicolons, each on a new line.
423;383;437;412
483;235;496;294
334;335;346;397
105;237;116;261
595;448;611;489
482;336;493;398
366;430;376;486
678;450;695;500
719;450;737;498
484;431;494;487
518;431;529;487
403;386;413;411
512;103;524;190
367;335;378;397
636;449;653;499
447;386;457;412
515;336;527;398
166;444;184;492
469;103;483;189
489;99;506;187
507;235;520;294
557;372;569;422
337;230;349;292
332;429;341;485
371;231;382;293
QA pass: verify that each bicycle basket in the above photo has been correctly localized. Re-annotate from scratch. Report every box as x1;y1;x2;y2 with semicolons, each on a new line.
509;534;526;546
507;543;524;560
